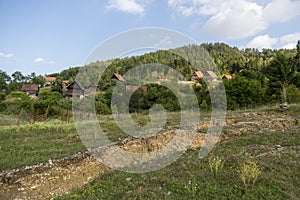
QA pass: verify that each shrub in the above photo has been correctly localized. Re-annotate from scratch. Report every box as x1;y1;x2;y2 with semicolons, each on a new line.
208;153;224;176
286;84;300;103
237;155;261;189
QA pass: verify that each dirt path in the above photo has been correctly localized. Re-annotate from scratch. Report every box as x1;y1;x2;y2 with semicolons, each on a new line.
0;111;297;199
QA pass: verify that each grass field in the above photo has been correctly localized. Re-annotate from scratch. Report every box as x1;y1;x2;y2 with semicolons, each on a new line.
0;112;185;171
56;105;299;199
0;120;85;171
55;127;299;199
1;105;299;199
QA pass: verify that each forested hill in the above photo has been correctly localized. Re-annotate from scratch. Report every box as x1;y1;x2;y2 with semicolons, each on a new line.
1;42;299;114
55;42;298;82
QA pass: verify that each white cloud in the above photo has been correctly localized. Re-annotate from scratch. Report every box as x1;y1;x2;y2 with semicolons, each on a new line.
34;57;45;63
106;0;145;15
245;32;300;49
279;32;300;49
168;0;300;40
263;0;300;23
34;57;56;64
0;52;13;58
202;1;265;40
246;34;278;49
154;36;173;48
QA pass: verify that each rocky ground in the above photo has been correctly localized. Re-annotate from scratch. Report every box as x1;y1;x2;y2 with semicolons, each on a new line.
0;110;298;199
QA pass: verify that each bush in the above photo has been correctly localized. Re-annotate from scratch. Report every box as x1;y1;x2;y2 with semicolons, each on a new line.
237;156;261;189
224;76;266;110
286;84;300;103
2;91;33;114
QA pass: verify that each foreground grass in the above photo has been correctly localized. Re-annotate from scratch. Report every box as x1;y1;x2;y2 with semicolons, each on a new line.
56;106;300;199
0;120;86;171
0;112;193;171
1;105;299;199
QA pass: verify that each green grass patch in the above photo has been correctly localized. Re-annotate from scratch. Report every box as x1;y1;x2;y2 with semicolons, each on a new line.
0;120;86;171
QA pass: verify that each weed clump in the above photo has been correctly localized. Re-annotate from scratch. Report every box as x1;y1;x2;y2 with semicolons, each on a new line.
237;155;261;189
208;153;224;176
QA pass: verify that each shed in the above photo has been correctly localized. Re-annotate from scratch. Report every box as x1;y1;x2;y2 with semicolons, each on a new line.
20;84;39;97
66;80;85;98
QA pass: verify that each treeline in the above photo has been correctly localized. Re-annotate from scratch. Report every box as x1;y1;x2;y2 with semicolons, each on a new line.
1;42;300;115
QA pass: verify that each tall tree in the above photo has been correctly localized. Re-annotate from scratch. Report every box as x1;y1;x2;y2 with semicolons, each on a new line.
0;70;11;93
51;76;63;95
265;52;297;103
11;71;25;82
32;75;46;86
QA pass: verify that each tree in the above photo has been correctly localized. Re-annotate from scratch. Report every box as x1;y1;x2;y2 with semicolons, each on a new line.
35;90;62;116
51;76;63;95
11;71;25;82
32;75;46;86
0;70;11;93
2;91;32;114
265;52;297;103
296;40;300;59
224;76;265;110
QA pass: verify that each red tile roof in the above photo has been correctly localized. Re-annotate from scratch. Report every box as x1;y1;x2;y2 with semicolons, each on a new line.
44;76;56;82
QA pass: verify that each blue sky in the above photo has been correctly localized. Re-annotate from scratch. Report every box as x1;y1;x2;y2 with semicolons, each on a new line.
0;0;300;76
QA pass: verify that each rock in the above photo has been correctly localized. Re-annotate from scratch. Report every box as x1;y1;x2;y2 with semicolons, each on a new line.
125;177;132;182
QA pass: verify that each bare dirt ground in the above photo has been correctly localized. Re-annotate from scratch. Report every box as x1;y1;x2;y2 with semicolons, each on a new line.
0;110;298;199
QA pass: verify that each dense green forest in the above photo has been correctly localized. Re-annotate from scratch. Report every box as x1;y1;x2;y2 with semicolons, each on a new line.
1;42;300;115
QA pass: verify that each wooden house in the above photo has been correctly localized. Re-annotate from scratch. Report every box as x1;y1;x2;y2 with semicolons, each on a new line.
20;84;39;97
125;85;147;93
111;73;124;82
191;71;204;81
204;71;218;81
222;74;232;80
66;80;85;98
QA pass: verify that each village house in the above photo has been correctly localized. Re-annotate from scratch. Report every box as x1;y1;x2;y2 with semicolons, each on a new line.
222;74;232;80
62;80;69;87
65;80;85;98
157;75;168;81
204;71;218;81
191;71;204;81
111;73;124;82
44;76;56;85
20;84;39;97
125;85;147;93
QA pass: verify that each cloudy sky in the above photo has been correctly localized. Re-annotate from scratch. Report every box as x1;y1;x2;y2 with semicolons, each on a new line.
0;0;300;75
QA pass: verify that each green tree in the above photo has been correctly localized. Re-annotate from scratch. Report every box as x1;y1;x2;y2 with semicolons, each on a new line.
32;75;46;86
0;70;11;93
51;76;63;95
265;53;297;103
2;91;33;114
11;71;25;83
35;90;62;116
224;76;265;110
